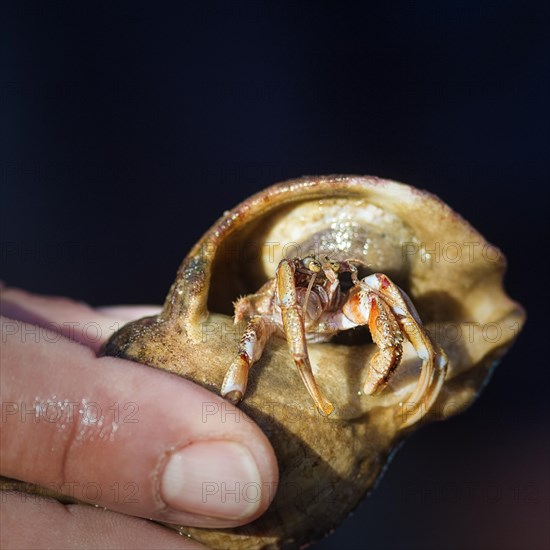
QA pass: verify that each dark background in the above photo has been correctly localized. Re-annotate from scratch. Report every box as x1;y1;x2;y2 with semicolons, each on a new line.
1;2;549;549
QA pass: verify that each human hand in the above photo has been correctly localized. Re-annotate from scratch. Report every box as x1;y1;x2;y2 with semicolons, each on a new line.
0;287;278;549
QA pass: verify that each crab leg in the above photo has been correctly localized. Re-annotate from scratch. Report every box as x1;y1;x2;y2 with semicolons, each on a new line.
358;274;448;426
277;259;334;416
221;316;276;404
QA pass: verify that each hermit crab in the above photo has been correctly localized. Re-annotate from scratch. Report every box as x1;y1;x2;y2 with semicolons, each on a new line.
99;175;523;548
222;257;447;425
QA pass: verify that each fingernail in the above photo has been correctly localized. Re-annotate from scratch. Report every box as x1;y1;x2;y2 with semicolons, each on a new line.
160;441;262;520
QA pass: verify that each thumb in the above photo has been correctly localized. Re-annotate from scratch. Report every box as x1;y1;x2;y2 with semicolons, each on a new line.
1;316;278;529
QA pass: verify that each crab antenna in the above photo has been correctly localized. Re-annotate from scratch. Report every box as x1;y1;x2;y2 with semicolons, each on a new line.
303;272;317;316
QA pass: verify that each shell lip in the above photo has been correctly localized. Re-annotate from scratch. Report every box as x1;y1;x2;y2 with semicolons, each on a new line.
166;175;509;326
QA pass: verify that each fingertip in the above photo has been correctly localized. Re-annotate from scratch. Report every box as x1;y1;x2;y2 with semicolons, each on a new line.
160;440;264;521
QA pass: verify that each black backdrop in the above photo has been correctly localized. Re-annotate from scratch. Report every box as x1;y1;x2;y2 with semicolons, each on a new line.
1;2;549;549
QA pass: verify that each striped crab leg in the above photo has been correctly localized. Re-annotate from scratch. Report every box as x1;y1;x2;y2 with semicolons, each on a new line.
221;315;276;404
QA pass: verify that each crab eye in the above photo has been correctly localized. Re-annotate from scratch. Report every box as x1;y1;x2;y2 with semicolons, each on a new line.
330;261;340;272
310;260;322;272
303;257;321;272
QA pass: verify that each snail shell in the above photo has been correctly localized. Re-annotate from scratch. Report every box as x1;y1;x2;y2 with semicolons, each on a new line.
103;175;525;549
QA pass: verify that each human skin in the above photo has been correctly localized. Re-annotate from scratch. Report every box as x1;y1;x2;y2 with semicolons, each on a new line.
0;287;279;549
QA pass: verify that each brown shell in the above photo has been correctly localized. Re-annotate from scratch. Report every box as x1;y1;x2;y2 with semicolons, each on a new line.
103;175;525;549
